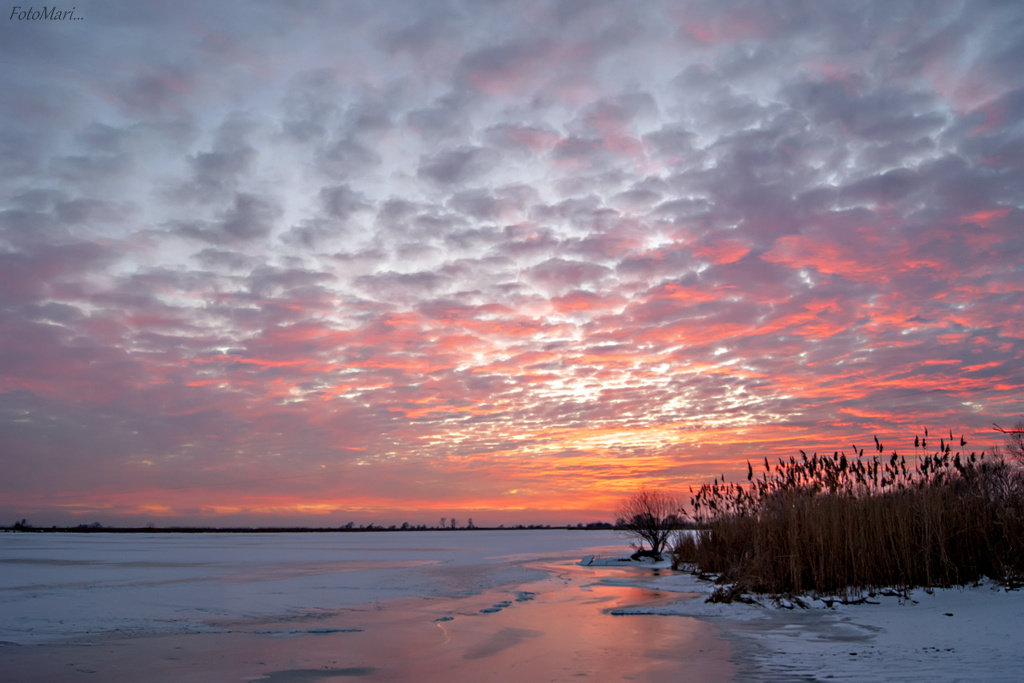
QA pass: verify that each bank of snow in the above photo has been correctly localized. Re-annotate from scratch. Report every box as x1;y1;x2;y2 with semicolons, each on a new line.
588;553;1024;681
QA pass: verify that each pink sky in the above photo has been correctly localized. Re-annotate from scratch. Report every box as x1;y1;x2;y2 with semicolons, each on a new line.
1;0;1022;527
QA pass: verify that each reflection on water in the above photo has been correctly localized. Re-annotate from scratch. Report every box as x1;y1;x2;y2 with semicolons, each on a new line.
249;559;736;682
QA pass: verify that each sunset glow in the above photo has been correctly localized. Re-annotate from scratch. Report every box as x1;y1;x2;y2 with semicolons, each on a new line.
1;1;1022;527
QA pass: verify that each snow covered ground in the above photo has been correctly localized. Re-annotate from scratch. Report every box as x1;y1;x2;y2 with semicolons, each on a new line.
2;530;1023;681
590;555;1024;681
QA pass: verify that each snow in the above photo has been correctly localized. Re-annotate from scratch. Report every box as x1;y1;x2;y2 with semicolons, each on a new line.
588;556;1024;681
3;530;1024;681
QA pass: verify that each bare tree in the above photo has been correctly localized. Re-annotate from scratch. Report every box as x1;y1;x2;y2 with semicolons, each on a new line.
616;488;683;559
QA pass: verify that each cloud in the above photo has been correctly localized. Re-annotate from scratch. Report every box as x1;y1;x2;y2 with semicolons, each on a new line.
406;91;474;140
1;0;1022;526
484;123;560;154
320;184;371;220
183;118;258;199
527;257;611;295
458;38;555;96
174;192;282;243
417;146;497;185
0;241;112;307
116;64;198;116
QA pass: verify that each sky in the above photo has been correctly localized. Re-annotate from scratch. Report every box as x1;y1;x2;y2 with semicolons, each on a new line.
1;0;1023;528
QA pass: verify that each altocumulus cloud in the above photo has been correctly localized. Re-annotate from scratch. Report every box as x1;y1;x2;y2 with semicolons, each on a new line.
0;0;1022;526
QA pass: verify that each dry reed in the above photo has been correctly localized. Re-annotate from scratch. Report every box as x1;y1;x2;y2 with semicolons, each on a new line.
673;430;1024;597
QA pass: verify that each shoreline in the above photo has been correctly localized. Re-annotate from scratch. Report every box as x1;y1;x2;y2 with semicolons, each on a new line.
610;567;1024;681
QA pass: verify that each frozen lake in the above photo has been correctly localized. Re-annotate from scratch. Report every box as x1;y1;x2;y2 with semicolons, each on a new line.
6;529;1021;681
0;530;627;644
0;530;732;681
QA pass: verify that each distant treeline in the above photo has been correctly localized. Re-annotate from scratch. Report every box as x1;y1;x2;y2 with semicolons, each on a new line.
3;520;620;533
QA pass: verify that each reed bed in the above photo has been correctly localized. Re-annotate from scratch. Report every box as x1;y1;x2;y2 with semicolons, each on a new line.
673;430;1024;597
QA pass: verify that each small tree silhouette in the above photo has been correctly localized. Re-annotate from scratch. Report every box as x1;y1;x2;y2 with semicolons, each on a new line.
994;421;1024;462
616;488;682;558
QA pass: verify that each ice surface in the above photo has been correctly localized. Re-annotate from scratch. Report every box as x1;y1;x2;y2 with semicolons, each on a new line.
0;530;624;645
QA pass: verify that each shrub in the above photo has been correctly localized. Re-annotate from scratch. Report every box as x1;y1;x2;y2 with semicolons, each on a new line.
617;487;683;558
